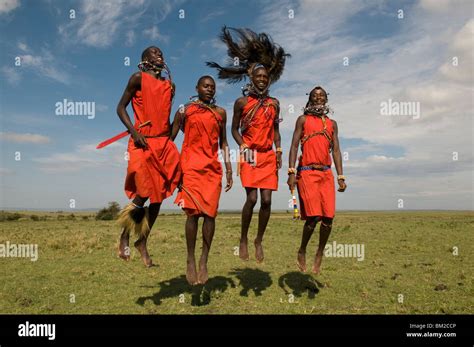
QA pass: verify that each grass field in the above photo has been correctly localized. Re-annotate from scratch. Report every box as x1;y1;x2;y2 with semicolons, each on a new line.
0;211;473;314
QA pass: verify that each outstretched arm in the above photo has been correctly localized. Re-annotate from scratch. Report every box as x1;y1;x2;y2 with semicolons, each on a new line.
331;120;347;192
170;108;184;141
273;101;282;169
116;72;147;148
231;97;246;146
287;115;305;191
218;108;233;192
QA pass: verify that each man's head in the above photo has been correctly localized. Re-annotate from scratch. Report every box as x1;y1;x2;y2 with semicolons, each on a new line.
309;86;328;106
141;46;164;66
250;64;270;92
196;75;216;104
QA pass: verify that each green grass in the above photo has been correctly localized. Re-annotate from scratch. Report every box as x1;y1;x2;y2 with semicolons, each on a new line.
0;211;473;314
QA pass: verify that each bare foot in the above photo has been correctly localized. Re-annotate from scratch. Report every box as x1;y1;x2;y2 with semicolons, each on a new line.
239;239;249;261
254;239;264;263
118;229;130;261
312;253;323;275
297;250;306;272
134;238;153;267
186;258;198;285
197;258;209;285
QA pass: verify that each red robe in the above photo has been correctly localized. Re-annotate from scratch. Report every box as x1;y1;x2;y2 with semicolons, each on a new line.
124;72;181;204
174;102;223;217
297;115;335;219
239;95;278;190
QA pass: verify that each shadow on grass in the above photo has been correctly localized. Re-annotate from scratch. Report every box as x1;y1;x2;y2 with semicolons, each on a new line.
136;275;235;307
278;272;324;299
228;268;272;297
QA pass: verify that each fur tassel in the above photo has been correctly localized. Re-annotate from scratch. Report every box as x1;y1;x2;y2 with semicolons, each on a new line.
117;203;150;238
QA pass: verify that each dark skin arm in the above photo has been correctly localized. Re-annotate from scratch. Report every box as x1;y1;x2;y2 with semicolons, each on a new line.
231;96;247;147
170;107;184;141
331;120;347;192
216;107;233;192
273;99;282;169
116;72;148;149
231;96;255;163
287;115;306;191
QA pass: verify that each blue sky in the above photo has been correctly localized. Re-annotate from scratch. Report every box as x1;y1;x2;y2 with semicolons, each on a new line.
0;0;472;211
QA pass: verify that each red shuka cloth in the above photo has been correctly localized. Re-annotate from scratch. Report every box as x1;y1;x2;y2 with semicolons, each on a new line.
239;95;278;190
297;115;335;219
124;72;181;203
174;103;223;217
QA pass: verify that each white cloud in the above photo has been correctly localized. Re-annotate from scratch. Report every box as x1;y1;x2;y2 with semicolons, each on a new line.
125;30;135;47
17;41;28;51
143;25;169;44
1;66;21;85
256;0;473;209
33;141;127;173
0;132;51;144
58;0;182;48
0;0;20;14
18;50;71;84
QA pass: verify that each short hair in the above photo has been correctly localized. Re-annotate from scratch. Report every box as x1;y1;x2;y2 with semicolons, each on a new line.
197;75;215;86
141;46;160;61
305;86;329;109
311;86;328;98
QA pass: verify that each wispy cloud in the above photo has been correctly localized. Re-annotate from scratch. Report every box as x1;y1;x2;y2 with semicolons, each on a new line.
1;66;21;85
33;141;127;173
0;132;51;144
18;49;71;84
57;0;182;48
3;42;71;85
0;0;20;14
199;9;226;23
143;25;170;44
256;0;473;208
58;0;147;48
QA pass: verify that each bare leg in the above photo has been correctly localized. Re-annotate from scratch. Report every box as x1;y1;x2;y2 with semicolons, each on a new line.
313;217;333;274
118;227;130;261
254;189;272;263
134;202;160;267
118;195;148;261
185;215;199;285
240;188;257;261
198;215;215;284
297;217;319;272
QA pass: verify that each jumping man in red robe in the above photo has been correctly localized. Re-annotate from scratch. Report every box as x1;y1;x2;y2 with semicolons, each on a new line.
288;86;347;274
115;46;181;267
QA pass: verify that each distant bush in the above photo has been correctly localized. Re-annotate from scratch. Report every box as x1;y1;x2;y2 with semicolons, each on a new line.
0;211;23;222
96;202;121;221
82;216;89;220
30;215;40;221
66;213;76;220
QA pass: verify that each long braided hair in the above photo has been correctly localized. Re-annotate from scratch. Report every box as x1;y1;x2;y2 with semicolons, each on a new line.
206;26;290;97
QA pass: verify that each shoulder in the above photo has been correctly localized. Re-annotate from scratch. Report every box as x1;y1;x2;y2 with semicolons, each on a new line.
234;96;247;108
329;118;337;127
215;106;227;117
128;72;142;87
268;97;279;105
297;114;307;125
130;71;142;81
